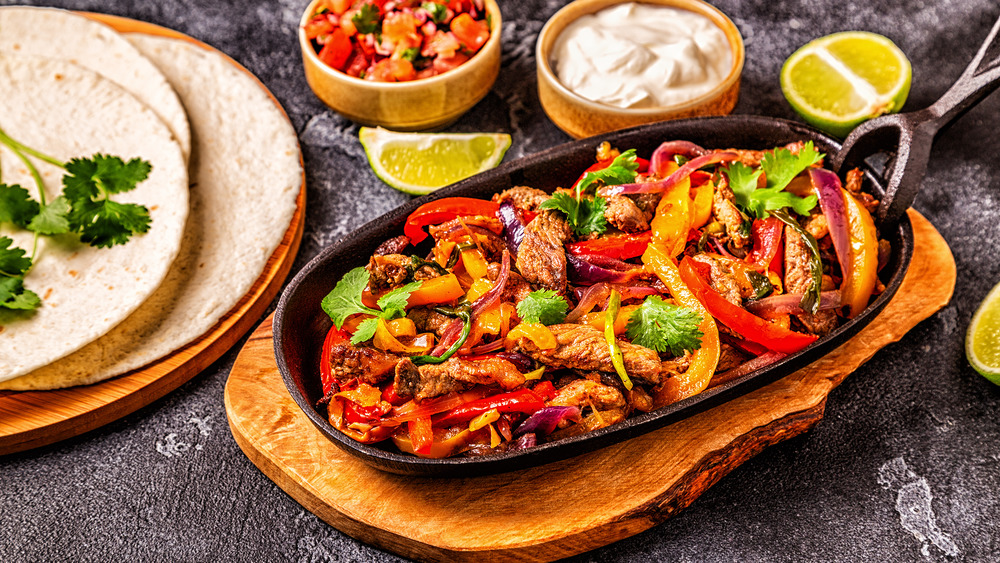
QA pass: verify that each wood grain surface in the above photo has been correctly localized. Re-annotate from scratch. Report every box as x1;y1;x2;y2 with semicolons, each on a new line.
0;15;306;455
225;210;954;562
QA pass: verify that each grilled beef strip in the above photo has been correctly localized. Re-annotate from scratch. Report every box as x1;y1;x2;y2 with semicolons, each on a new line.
328;342;400;387
514;323;662;385
712;175;750;249
604;195;650;233
393;356;526;401
515;210;572;294
784;225;839;335
492;186;550;213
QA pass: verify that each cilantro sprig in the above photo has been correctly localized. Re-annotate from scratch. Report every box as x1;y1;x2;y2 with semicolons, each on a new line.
516;290;569;325
352;3;381;35
0;236;40;310
725;141;822;219
0;126;154;310
538;149;641;237
625;296;703;356
321;266;421;345
421;2;448;24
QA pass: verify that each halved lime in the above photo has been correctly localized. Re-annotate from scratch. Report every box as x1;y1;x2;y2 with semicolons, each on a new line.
359;127;512;195
967;280;1000;386
781;31;911;138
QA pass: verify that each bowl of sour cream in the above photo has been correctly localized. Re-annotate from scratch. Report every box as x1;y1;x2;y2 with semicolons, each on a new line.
536;0;744;138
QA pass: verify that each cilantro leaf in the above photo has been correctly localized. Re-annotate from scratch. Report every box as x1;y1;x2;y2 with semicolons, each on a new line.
0;236;32;276
377;281;422;320
321;268;423;344
421;2;448;23
28;196;71;235
760;141;823;192
0;276;40;310
576;149;640;196
0;184;40;229
61;154;154;248
516;289;569;325
352;3;381;34
351;317;380;345
321;267;381;328
538;191;608;237
63;155;151;197
626;296;703;356
67;199;151;248
723;142;823;219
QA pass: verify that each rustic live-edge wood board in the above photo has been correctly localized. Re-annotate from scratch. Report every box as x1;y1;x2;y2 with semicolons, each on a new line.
0;15;306;456
225;210;954;562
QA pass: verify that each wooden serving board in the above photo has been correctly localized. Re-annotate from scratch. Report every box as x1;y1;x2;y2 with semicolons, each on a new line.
0;16;306;455
225;210;954;562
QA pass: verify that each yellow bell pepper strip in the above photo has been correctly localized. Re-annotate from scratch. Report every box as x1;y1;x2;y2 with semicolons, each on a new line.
334;382;383;407
468;409;501;432
841;188;879;318
605;290;633;391
642;243;721;401
386;317;416;338
464;277;493;303
373;319;435;354
405;274;465;307
460;247;489;280
677;256;818;354
580;304;640;335
650;176;692;257
523;366;546;380
392;428;474;458
690;180;715;229
505;322;557;350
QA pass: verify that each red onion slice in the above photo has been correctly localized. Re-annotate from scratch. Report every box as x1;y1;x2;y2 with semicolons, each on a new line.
497;201;525;259
745;290;842;316
810;168;851;282
431;249;511;356
708;351;787;389
598;152;739;197
514;406;582;437
650;140;707;176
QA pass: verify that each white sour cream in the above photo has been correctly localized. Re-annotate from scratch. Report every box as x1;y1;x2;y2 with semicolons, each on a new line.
551;3;733;109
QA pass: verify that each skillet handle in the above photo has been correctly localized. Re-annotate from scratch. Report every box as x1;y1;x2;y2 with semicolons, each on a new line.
832;14;1000;225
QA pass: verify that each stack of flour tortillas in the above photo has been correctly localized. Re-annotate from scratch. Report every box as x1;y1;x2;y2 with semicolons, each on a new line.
0;7;302;390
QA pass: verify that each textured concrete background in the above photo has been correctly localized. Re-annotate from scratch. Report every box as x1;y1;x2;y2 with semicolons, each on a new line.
2;0;999;561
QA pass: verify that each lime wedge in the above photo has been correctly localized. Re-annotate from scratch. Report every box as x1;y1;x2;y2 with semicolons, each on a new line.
781;31;911;138
967;280;1000;385
359;127;512;195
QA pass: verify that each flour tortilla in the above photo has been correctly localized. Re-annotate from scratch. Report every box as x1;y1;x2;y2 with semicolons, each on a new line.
0;53;189;382
1;35;302;390
0;6;191;162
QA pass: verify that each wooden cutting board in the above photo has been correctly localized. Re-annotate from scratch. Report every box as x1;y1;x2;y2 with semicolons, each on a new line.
225;210;954;562
0;15;305;455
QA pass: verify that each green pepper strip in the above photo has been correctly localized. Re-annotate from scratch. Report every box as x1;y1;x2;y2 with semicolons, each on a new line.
770;209;822;315
410;308;472;365
605;290;632;390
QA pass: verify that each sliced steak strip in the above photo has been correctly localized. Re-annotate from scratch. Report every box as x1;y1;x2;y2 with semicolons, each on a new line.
515;323;662;384
712;175;749;249
329;343;400;387
407;307;453;338
374;235;411;256
605;195;650;233
515;210;572;293
493;186;550;213
784;225;838;335
549;379;626;411
393;357;526;401
366;254;411;292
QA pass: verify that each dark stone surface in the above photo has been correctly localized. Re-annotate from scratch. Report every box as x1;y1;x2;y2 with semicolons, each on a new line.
2;0;999;561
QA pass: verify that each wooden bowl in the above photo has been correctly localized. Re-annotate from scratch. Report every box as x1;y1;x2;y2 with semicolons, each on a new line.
536;0;745;139
299;0;502;131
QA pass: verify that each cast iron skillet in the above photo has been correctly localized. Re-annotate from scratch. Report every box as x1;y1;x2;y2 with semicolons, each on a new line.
275;16;1000;477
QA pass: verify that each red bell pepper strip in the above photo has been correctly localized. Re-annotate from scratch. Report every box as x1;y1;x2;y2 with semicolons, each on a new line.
565;231;652;260
434;388;545;427
531;380;557;401
403;197;500;244
678;257;818;354
744;217;784;273
320;325;351;395
381;382;407;407
408;417;434;455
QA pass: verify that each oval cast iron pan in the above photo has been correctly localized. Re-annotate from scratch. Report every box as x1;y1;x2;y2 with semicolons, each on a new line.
274;15;1000;477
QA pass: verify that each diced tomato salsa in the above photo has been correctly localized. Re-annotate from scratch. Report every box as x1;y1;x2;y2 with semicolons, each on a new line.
304;0;492;82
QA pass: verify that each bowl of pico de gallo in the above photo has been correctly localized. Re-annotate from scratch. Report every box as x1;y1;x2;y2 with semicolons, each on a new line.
300;0;502;131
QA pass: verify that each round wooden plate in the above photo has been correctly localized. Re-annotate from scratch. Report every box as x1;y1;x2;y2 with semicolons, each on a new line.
225;211;954;562
0;15;306;455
